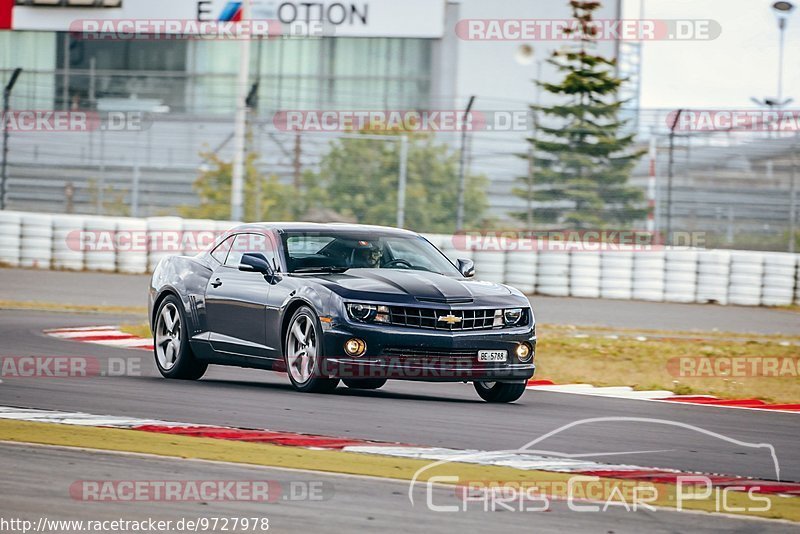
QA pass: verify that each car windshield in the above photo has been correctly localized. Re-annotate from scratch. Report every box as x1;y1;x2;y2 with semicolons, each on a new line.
281;231;461;276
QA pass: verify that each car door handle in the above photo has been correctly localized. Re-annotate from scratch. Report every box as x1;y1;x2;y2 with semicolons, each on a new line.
211;278;222;288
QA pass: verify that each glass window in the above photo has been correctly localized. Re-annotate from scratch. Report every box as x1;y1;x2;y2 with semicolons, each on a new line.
225;233;278;269
210;236;234;264
281;231;459;275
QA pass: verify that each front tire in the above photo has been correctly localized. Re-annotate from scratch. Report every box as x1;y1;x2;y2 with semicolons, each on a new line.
153;295;207;380
343;378;387;390
284;306;339;393
473;381;526;403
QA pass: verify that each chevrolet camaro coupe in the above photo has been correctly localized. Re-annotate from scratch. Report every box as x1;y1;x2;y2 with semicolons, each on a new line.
148;223;537;402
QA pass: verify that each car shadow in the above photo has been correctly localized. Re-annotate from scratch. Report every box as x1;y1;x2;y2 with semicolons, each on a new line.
194;377;490;404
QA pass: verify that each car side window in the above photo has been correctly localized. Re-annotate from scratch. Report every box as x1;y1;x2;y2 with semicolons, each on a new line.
209;236;235;264
225;233;279;270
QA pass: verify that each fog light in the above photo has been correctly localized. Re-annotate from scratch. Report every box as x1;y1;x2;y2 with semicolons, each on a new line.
344;338;367;357
515;342;533;362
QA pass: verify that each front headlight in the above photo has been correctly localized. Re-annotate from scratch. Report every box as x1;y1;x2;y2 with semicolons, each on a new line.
347;303;390;323
503;308;524;326
347;303;376;321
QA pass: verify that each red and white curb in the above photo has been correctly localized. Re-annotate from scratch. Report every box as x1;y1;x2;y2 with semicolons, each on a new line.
44;326;800;414
526;380;800;413
46;326;153;351
2;405;799;496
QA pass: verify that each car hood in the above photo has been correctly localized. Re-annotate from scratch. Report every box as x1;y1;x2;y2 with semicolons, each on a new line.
308;269;521;305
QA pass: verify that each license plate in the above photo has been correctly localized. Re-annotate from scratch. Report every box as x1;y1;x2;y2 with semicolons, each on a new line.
478;350;507;362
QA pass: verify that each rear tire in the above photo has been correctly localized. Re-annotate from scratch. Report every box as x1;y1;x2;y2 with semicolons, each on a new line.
153;295;208;380
473;381;526;403
343;378;387;390
284;306;339;394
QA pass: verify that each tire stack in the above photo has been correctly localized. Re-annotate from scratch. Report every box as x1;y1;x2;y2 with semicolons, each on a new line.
147;217;184;272
504;248;537;293
569;251;601;298
536;247;570;296
664;249;698;303
51;214;85;271
214;220;240;234
422;233;447;251
728;252;763;306
182;219;217;257
632;250;665;301
0;211;22;267
696;250;730;305
439;237;471;266
20;213;53;269
117;217;148;274
473;249;506;284
83;216;117;272
761;252;797;306
600;250;633;300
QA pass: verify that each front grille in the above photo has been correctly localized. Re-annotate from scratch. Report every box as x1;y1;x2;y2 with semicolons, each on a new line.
386;306;498;331
382;347;477;359
381;347;478;366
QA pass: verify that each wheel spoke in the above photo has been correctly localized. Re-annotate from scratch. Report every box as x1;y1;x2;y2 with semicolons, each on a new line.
155;332;170;348
298;354;308;381
291;322;306;345
287;314;321;385
164;341;174;364
163;308;176;333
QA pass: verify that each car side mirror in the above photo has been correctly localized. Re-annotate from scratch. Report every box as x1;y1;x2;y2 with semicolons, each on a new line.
239;253;273;276
457;258;475;278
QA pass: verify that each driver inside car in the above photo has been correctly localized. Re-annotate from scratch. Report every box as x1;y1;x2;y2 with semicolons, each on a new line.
351;242;383;268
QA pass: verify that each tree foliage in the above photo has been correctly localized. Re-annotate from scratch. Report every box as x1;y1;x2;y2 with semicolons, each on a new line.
514;0;647;229
185;130;489;233
181;151;297;222
311;131;488;233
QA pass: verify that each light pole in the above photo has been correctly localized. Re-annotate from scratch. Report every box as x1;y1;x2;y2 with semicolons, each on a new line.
773;1;795;107
230;0;252;222
752;2;795;110
455;95;475;232
515;44;543;231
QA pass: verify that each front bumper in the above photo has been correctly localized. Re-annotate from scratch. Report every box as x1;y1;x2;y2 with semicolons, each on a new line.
321;321;536;382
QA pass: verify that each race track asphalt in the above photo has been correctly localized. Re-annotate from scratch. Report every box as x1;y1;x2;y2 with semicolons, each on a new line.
1;310;797;484
2;443;794;534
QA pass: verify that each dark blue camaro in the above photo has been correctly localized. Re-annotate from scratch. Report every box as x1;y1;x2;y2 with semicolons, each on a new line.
149;223;536;402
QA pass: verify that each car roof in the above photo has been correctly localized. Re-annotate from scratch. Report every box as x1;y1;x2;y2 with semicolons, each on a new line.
231;222;420;236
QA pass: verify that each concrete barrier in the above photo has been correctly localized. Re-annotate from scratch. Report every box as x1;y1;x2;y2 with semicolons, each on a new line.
1;211;799;307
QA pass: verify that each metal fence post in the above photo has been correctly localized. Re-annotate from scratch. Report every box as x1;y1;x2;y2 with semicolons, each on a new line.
397;135;409;228
790;133;798;253
1;68;22;210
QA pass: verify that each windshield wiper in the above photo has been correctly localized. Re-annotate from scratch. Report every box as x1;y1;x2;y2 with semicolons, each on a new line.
293;266;350;274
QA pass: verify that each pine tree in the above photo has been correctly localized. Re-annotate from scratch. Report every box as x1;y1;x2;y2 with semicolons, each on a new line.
514;0;647;229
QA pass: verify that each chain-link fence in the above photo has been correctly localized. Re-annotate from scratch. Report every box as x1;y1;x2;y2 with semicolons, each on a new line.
2;67;798;252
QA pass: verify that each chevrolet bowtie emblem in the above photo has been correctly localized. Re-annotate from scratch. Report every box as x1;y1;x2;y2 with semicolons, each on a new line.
438;314;462;325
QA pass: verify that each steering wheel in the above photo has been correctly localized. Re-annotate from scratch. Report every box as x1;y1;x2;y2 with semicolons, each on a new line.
384;259;413;269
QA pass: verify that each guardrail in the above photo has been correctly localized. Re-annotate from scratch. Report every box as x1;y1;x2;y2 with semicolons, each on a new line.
1;211;798;307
